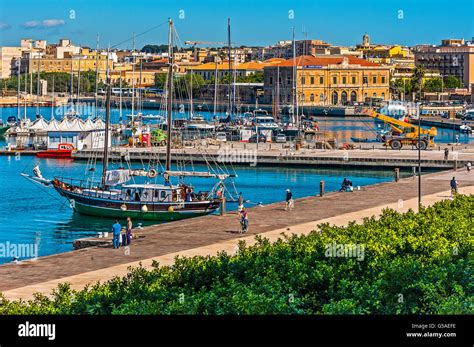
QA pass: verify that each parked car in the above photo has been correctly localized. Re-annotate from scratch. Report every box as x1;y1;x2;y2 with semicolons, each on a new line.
215;132;227;142
275;133;287;143
248;133;267;143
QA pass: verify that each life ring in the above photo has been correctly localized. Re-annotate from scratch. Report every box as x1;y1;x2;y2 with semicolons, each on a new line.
148;169;157;178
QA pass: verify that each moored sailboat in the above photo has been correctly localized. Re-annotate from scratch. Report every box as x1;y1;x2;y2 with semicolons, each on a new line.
50;19;229;221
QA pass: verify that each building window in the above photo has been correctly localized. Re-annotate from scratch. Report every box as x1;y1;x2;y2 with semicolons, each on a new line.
363;76;368;84
310;93;315;102
364;92;368;99
301;94;305;102
269;76;273;85
331;91;338;105
319;93;324;102
342;76;347;84
287;76;291;85
350;91;357;102
301;76;305;85
372;76;377;84
372;92;377;98
381;76;386;84
319;76;324;84
310;76;315;84
381;92;385;99
341;91;348;104
332;76;337;84
352;76;356;84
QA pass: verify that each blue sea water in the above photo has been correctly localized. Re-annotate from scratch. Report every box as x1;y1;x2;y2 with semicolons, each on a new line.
0;105;450;263
1;106;473;144
0;150;407;264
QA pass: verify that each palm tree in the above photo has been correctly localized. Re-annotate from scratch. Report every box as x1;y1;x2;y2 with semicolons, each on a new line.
411;65;425;101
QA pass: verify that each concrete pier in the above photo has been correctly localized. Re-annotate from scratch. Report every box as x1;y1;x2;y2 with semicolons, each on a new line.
72;144;474;169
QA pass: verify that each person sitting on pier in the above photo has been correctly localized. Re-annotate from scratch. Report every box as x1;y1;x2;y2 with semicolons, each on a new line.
340;178;354;192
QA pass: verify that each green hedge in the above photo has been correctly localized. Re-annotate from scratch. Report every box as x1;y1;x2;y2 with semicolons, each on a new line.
1;195;472;314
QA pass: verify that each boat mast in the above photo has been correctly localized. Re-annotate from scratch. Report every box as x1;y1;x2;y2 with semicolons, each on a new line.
76;46;81;114
101;48;112;188
165;18;174;172
69;56;73;111
94;34;99;118
190;67;193;119
276;65;280;121
292;27;296;125
227;18;232;116
16;58;20;119
51;75;54;120
119;71;122;124
213;60;218;116
36;49;40;116
131;33;136;121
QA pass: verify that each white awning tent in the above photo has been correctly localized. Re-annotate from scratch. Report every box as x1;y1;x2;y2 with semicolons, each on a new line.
29;117;49;131
45;119;60;131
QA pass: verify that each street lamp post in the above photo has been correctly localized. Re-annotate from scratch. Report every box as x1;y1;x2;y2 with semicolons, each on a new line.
417;101;421;209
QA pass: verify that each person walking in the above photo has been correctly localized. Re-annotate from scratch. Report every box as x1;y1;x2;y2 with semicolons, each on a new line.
444;148;449;161
450;177;459;197
112;220;122;249
239;207;248;233
455;134;460;144
238;192;244;212
466;161;471;173
285;189;293;211
126;217;133;245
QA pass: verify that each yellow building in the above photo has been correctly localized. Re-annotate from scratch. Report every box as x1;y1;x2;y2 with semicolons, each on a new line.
264;55;390;106
98;70;161;87
28;53;112;74
192;60;280;80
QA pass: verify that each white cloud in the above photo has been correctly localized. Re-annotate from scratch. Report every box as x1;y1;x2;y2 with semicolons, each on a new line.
22;19;65;29
42;19;65;28
22;21;40;28
0;23;11;30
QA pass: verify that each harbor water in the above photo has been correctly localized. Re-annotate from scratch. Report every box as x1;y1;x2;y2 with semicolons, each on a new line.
0;148;412;264
1;106;473;144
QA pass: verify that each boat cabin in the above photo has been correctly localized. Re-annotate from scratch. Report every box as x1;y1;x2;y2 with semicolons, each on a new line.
122;184;183;203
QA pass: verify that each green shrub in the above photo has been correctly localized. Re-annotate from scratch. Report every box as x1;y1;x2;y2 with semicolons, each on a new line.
1;195;472;315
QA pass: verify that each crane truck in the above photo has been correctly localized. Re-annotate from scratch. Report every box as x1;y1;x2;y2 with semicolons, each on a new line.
364;110;437;150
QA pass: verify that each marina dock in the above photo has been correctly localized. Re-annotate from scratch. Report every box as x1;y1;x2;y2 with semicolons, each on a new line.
72;144;474;169
1;169;473;300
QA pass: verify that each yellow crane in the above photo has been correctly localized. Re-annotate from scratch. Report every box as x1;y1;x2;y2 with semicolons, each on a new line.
363;110;437;150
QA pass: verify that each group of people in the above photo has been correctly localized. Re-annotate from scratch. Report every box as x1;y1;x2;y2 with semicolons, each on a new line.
112;217;133;249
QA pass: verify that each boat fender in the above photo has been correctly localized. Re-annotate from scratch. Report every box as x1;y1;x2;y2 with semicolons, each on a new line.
141;205;148;213
69;199;75;209
148;169;157;178
120;204;127;211
168;206;174;212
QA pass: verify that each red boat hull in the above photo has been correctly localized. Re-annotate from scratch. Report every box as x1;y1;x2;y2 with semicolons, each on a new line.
36;143;74;159
36;150;73;159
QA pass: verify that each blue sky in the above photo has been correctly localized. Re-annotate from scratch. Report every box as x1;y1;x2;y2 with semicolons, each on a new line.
0;0;473;49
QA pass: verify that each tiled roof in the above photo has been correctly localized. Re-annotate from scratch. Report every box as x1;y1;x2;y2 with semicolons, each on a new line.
269;55;381;67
